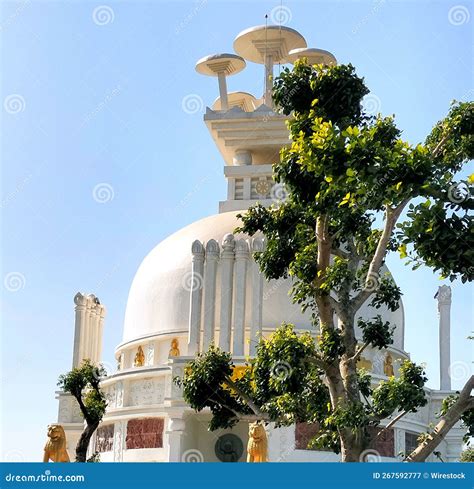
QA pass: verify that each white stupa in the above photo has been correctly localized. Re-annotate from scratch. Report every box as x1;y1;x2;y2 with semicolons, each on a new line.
54;24;464;463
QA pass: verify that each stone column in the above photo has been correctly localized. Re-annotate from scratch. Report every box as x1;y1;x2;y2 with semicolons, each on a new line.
187;240;205;356
437;285;452;390
219;234;235;351
250;237;264;356
167;418;186;462
88;300;98;364
264;53;273;107
217;72;229;111
96;304;106;364
72;292;87;368
82;295;93;362
232;239;249;355
202;239;219;349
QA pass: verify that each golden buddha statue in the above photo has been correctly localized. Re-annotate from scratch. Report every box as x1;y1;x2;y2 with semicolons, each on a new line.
169;338;180;357
384;353;395;377
134;345;145;367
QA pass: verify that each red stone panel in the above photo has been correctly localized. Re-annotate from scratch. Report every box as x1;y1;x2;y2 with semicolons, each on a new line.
126;417;164;449
295;422;321;450
368;427;394;457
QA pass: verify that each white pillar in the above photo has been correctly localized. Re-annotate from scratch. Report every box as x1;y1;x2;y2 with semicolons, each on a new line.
250;237;265;356
89;299;99;364
219;234;235;351
82;295;93;362
73;292;87;368
187;240;205;356
217;72;229;111
437;285;452;390
264;53;273;106
167;418;186;462
203;239;219;349
232;239;249;355
96;304;106;364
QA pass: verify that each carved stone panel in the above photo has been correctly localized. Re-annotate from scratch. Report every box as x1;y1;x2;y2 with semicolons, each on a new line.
95;424;114;453
128;378;165;406
145;343;155;366
113;421;124;462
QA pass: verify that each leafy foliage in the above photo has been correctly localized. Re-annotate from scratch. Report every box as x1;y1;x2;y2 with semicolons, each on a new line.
57;360;107;425
57;360;108;462
185;61;473;461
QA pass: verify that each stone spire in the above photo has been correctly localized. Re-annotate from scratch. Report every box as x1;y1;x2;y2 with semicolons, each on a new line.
435;285;452;390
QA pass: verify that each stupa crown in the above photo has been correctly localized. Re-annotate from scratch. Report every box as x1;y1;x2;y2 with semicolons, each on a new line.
195;24;336;213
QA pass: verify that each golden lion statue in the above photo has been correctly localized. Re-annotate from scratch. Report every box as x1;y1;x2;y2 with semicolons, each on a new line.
247;422;268;462
43;424;70;462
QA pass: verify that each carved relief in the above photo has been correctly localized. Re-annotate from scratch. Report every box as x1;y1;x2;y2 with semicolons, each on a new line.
128;378;165;406
105;384;116;409
113;421;124;462
116;381;124;408
95;424;114;453
145;343;154;366
373;351;385;375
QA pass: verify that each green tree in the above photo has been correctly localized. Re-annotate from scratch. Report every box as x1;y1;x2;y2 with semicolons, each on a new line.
460;447;474;462
57;360;107;462
179;61;474;462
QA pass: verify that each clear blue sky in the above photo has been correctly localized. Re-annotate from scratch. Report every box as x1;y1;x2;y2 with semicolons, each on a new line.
1;0;472;462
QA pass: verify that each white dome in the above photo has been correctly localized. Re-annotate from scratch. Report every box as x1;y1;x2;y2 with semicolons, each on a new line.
122;211;404;348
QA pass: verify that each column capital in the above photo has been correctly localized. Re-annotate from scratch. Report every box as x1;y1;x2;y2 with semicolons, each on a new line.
235;238;250;260
205;239;220;259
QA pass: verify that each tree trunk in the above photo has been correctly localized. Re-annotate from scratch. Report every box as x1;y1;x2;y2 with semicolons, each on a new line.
340;428;365;462
406;375;474;462
75;421;100;462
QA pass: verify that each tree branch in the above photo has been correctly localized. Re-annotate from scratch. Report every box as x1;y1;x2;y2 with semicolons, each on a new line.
376;410;408;439
351;199;410;312
351;341;370;363
406;375;474;462
224;377;267;418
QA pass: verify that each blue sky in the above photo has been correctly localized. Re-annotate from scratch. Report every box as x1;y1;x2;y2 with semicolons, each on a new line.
1;0;472;461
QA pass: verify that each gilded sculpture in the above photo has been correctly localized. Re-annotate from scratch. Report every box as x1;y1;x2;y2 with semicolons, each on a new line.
384;353;395;377
169;338;180;357
247;422;268;462
134;345;145;367
43;424;70;463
